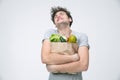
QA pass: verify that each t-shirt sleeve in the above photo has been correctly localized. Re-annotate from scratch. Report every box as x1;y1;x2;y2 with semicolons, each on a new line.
42;29;56;42
78;33;90;49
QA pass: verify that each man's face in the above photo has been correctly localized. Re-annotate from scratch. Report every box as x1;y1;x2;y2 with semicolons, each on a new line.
54;11;71;25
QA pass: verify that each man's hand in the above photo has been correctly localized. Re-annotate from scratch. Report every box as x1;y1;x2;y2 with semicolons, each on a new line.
72;53;80;61
46;64;59;73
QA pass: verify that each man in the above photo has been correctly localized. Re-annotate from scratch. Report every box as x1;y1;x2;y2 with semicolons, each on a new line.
41;6;89;80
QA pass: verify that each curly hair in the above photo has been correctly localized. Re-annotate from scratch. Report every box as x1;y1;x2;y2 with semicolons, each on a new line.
51;6;73;26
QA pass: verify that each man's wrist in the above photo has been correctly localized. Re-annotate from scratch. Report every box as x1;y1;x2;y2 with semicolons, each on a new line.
72;54;80;61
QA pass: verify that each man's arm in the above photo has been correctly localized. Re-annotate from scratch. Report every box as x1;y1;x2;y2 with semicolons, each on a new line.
47;46;89;73
41;39;79;65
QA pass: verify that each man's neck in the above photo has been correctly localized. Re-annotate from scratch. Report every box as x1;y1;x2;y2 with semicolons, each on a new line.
56;22;69;30
57;24;71;38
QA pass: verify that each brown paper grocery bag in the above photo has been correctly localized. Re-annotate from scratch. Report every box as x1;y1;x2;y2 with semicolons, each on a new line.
50;42;78;55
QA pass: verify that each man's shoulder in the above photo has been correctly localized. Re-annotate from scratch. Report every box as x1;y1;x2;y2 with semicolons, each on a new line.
72;30;87;37
45;28;57;34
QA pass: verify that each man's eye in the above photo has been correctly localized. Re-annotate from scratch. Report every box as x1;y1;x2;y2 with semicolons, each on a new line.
54;16;57;18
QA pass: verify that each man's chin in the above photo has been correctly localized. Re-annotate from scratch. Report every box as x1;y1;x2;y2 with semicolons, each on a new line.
56;22;69;26
55;22;69;29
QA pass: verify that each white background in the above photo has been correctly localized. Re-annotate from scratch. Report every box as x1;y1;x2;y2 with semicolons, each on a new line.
0;0;120;80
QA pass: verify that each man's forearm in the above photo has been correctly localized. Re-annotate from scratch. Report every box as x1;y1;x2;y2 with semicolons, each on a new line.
43;53;79;65
47;60;88;73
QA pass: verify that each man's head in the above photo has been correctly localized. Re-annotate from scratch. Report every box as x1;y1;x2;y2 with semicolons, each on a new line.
51;6;73;27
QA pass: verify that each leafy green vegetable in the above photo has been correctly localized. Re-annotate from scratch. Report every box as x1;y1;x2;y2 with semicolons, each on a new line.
49;34;61;42
49;34;67;42
60;36;67;42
